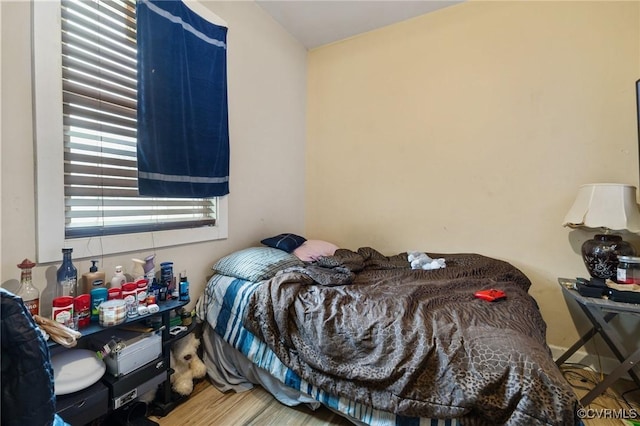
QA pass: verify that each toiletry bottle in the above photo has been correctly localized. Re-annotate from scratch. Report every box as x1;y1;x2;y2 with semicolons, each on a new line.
143;254;156;282
111;265;126;288
17;258;40;316
132;258;146;281
90;287;108;322
57;248;78;298
179;272;190;302
82;259;106;294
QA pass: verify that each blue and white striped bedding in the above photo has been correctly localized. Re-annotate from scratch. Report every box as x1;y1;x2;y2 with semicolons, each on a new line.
196;273;461;426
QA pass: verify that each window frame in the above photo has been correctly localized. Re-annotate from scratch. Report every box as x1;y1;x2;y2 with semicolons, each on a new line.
32;1;228;264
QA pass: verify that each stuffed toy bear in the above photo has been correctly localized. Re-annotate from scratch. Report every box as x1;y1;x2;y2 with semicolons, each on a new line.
170;332;207;396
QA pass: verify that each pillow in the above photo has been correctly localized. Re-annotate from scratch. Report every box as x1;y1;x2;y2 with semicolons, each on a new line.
260;233;306;253
212;247;304;282
293;240;339;262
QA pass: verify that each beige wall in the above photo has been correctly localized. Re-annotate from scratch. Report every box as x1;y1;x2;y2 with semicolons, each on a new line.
306;1;640;350
0;1;307;314
2;0;639;358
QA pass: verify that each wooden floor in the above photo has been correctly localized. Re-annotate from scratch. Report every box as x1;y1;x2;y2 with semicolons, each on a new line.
150;368;640;426
563;366;640;426
149;380;350;426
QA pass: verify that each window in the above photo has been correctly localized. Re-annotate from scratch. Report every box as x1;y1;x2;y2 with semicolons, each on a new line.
33;0;228;263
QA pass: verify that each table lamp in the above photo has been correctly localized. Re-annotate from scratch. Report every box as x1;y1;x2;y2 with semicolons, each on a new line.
563;183;640;284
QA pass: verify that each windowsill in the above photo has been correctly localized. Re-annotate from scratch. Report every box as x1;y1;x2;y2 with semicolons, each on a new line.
36;196;228;263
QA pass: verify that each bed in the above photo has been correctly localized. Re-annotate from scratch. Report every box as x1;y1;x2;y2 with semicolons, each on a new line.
195;242;580;426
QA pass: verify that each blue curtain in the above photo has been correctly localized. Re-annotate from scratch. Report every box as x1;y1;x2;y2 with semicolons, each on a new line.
136;0;229;197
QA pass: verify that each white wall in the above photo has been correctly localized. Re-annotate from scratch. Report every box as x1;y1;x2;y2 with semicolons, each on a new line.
306;1;640;351
0;1;307;315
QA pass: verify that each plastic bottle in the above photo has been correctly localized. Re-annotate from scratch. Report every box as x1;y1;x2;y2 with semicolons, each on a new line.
90;287;108;322
143;254;156;282
131;258;146;281
111;265;126;288
81;259;106;294
17;258;40;316
57;248;78;298
179;272;190;302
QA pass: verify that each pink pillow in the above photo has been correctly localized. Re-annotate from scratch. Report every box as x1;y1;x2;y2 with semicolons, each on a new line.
293;240;339;262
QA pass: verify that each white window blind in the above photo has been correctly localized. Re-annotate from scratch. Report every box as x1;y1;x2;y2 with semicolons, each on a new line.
61;0;216;239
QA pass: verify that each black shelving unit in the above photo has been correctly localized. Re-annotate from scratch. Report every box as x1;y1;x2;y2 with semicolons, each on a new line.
52;298;189;425
150;319;199;417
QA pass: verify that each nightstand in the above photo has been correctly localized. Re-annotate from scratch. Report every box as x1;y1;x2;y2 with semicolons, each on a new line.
556;278;640;405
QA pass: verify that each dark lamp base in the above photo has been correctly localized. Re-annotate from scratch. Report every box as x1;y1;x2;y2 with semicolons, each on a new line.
581;234;636;280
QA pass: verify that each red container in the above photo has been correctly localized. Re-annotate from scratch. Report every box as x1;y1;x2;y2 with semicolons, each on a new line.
121;282;137;303
108;287;122;300
52;296;74;326
135;279;148;306
74;294;91;328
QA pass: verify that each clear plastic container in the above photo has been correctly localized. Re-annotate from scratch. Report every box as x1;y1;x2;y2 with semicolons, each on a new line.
616;255;640;284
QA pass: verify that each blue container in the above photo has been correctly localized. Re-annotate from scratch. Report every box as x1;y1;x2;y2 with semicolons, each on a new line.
160;262;173;288
179;276;189;302
90;287;108;322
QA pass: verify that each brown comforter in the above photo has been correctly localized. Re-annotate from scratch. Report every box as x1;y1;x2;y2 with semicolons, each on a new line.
243;248;578;425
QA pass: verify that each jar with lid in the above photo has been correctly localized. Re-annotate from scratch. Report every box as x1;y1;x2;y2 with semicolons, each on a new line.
17;259;40;316
616;255;640;284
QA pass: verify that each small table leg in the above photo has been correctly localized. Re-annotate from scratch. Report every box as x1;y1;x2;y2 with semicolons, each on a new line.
555;312;617;367
556;326;600;367
579;346;640;406
580;305;640;389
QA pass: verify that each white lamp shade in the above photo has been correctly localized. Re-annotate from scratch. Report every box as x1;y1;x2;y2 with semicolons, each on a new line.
563;183;640;233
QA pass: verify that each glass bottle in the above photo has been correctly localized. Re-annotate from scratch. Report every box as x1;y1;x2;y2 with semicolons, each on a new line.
57;248;78;298
17;258;40;316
